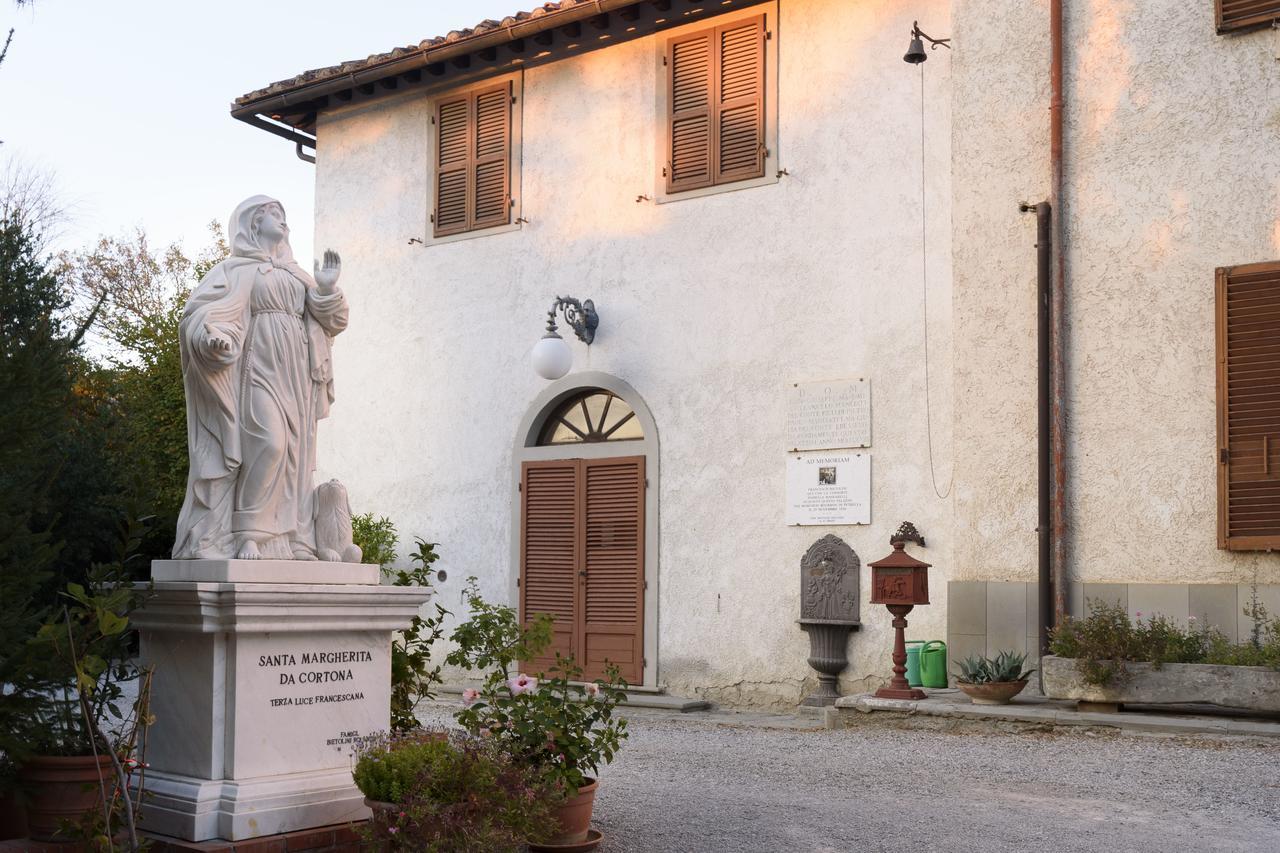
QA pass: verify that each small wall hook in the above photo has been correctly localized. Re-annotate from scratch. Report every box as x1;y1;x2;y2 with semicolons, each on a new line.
407;237;424;245
515;216;531;225
636;194;651;203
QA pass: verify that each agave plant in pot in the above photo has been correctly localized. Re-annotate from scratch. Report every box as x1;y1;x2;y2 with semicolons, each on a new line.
954;650;1037;705
447;579;629;850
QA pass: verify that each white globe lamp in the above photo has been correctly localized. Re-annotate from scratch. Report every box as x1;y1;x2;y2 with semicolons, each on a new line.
532;296;599;381
532;332;574;381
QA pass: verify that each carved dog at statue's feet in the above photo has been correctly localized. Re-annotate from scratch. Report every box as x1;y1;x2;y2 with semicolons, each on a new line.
314;479;363;563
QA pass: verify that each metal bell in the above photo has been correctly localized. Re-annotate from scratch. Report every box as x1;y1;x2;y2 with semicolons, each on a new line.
903;35;928;64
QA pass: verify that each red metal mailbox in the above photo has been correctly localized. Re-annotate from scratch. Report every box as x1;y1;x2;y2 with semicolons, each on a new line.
869;542;930;607
869;533;931;700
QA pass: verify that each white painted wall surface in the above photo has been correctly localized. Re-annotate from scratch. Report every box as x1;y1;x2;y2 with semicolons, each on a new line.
311;0;954;708
952;0;1280;587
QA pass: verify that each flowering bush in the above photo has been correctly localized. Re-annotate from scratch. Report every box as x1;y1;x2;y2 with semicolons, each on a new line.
446;579;629;796
353;730;557;852
1050;594;1280;686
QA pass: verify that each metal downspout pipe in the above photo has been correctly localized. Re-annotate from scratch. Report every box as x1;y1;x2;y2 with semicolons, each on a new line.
1050;0;1068;630
1029;202;1053;657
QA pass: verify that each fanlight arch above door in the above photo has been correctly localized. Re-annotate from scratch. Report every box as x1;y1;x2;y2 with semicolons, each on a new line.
538;389;645;445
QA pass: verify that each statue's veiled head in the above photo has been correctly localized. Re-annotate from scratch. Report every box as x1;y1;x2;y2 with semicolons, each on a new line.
228;195;293;262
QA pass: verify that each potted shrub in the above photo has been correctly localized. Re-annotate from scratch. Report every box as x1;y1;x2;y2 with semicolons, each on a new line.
10;511;153;847
447;579;629;850
954;650;1036;705
352;729;558;852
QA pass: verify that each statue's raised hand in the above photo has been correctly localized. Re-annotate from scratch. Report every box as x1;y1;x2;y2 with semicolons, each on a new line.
314;249;341;294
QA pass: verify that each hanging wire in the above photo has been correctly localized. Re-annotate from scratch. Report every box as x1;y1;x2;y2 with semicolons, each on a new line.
919;62;953;500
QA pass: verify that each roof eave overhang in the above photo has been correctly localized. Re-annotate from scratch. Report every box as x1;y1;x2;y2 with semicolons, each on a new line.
231;0;769;152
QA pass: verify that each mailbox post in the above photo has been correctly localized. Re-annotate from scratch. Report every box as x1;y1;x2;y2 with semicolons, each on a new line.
868;532;931;701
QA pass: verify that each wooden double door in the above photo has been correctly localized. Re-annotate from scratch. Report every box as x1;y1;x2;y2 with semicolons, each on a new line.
519;456;645;684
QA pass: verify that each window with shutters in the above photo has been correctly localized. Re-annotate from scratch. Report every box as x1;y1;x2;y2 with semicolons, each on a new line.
656;6;778;202
428;73;521;242
1216;261;1280;550
1216;1;1280;33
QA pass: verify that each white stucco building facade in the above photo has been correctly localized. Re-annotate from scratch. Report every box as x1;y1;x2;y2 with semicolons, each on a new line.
232;0;1280;708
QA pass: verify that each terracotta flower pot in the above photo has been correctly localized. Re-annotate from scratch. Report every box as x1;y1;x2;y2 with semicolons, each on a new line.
545;777;598;846
956;679;1029;705
18;754;115;842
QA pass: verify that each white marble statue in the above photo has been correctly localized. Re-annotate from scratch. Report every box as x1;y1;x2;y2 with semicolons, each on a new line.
173;195;354;561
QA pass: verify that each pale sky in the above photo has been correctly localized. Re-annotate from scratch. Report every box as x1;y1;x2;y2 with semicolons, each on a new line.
1;0;516;265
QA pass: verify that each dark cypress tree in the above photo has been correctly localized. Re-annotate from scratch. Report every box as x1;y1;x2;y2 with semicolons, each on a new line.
0;212;74;773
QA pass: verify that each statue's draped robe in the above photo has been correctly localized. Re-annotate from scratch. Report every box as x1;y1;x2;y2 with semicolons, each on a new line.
173;254;348;559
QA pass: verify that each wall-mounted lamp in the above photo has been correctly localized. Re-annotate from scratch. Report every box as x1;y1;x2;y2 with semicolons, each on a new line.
903;20;951;64
531;296;599;380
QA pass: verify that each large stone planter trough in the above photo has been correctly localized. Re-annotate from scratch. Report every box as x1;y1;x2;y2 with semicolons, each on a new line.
1042;654;1280;713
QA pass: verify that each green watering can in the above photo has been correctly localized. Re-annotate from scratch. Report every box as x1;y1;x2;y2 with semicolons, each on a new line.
920;640;948;688
905;640;925;687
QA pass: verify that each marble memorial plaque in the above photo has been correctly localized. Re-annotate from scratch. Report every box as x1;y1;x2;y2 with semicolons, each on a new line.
786;378;871;451
786;452;871;525
231;631;388;777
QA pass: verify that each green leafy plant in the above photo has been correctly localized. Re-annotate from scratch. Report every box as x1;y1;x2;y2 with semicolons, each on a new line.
955;650;1036;684
354;730;557;852
20;499;156;848
352;513;398;569
1049;600;1136;686
388;538;449;732
1050;598;1280;686
447;578;629;796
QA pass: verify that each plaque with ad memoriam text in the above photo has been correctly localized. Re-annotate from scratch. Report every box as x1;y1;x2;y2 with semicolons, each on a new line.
786;379;871;451
786;452;871;526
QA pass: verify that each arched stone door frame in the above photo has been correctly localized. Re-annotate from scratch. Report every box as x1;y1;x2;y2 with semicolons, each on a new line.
509;371;660;688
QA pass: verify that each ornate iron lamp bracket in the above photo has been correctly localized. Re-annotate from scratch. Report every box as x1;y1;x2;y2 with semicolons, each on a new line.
545;296;599;345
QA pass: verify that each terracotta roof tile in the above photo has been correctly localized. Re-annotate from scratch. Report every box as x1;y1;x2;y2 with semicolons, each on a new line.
235;2;592;106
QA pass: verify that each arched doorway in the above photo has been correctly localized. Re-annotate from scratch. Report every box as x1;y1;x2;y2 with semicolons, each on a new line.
511;373;659;687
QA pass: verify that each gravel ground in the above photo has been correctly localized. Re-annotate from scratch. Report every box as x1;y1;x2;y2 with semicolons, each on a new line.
566;712;1280;853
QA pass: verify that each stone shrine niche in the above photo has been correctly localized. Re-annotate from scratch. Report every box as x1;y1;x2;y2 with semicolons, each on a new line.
799;534;860;624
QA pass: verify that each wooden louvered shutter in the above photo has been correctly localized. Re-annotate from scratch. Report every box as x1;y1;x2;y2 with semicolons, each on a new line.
714;16;766;184
471;83;511;230
667;30;714;192
521;461;580;672
1216;1;1280;34
434;95;470;237
433;83;511;237
581;456;645;684
1217;261;1280;550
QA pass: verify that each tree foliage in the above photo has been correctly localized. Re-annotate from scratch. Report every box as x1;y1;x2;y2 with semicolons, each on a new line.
56;222;228;559
0;201;75;778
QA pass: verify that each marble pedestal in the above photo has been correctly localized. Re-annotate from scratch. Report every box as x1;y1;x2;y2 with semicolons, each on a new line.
134;560;429;842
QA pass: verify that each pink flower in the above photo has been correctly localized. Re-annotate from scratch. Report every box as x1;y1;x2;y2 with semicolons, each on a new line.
1188;615;1197;622
462;688;480;706
584;683;601;698
1135;611;1142;620
398;812;406;819
388;827;398;835
507;674;538;695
